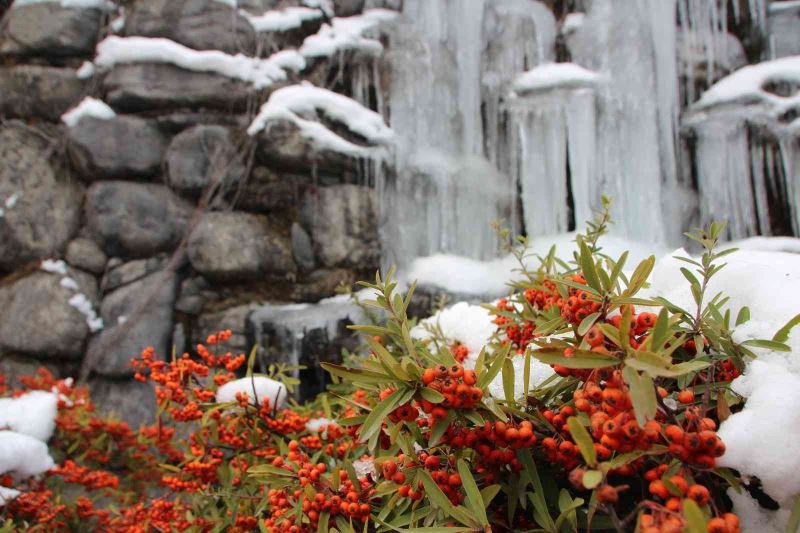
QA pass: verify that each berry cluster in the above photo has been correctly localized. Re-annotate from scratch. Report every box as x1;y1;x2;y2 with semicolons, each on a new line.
421;364;482;410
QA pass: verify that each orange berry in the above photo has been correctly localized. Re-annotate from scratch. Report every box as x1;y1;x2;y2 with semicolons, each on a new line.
677;390;695;404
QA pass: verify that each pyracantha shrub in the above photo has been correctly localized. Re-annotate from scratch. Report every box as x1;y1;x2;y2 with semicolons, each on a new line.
2;201;797;532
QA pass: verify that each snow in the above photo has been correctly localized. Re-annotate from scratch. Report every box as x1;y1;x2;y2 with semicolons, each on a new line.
695;55;800;109
412;302;497;362
302;0;333;17
215;376;288;409
40;259;68;275
0;431;55;479
13;0;114;10
0;391;58;442
487;355;556;400
726;236;800;254
769;0;800;13
406;233;665;296
511;63;599;94
246;83;393;156
75;61;95;79
0;193;20;218
305;417;337;432
241;7;321;32
352;456;376;479
94;36;297;90
61;97;116;127
59;277;78;291
727;489;789;533
299;9;397;58
109;10;126;33
67;294;103;333
0;486;20;506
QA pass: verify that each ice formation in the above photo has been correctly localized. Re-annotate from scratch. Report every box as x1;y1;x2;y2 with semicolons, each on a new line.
61;97;116;127
247;83;393;157
215;376;288;409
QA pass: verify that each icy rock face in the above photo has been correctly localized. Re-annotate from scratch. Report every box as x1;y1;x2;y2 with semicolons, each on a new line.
383;0;555;266
248;295;364;399
683;56;800;239
769;2;800;59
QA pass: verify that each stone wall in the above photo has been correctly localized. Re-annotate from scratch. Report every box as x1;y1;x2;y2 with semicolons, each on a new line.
0;0;392;425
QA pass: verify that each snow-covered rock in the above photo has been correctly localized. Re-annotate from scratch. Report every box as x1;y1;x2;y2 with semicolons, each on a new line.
216;376;288;409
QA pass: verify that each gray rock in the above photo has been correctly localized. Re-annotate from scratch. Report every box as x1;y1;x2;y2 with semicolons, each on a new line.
291;222;316;272
102;255;169;293
104;63;252;112
66;116;168;180
0;123;82;271
65;238;107;275
87;270;178;377
0;356;72;390
301;185;378;269
768;3;800;59
187;212;295;280
172;322;187;355
0;65;88;122
0;269;98;359
88;377;156;428
85;181;193;258
0;4;103;57
124;0;256;55
156;111;249;133
195;303;259;355
165;125;245;196
253;118;368;180
334;0;365;17
291;268;355;302
235;166;306;212
175;277;208;315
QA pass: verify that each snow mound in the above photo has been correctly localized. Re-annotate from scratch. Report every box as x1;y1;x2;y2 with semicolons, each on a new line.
512;63;600;95
487;355;555;401
216;377;287;409
300;9;397;58
0;391;58;442
247;82;393;155
0;431;55;479
61;97;116;127
241;6;320;32
727;488;789;533
412;302;497;366
0;486;20;506
94;36;302;90
305;417;337;432
695;55;800;110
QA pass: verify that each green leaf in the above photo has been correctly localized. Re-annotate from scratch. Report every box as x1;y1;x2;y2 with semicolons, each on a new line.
523;349;532;399
712;467;742;494
736;306;751;327
608;251;629;289
554;490;584;532
418;387;444;404
787;494;800;533
428;410;454;447
742;339;791;352
317;511;330;533
567;417;597;467
246;345;258;377
582;470;603;489
774;313;800;343
322;363;395;385
418;471;477;528
359;388;407;444
457;459;488;527
577;312;601;336
478;343;510;388
579;238;602;291
625;256;656;296
517;448;554;530
532;347;619;369
480;484;501;508
622;366;657;426
367;336;410;381
682;499;707;533
502;358;516;407
650;308;670;350
680;267;701;289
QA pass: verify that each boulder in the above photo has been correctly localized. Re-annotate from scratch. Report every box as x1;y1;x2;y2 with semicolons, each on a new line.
86;270;178;377
65;238;108;275
291;268;355;302
174;276;209;315
102;255;170;293
0;66;87;122
0;3;103;57
0;356;72;390
0;269;98;359
66;116;168;180
165;125;245;196
88;377;156;428
291;222;316;272
124;0;256;55
0;123;82;271
195;303;259;355
234;166;306;212
104;63;251;112
187;212;295;280
334;0;365;17
300;185;379;269
85;181;193;258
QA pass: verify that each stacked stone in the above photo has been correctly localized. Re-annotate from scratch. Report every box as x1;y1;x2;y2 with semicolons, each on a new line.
0;0;388;425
